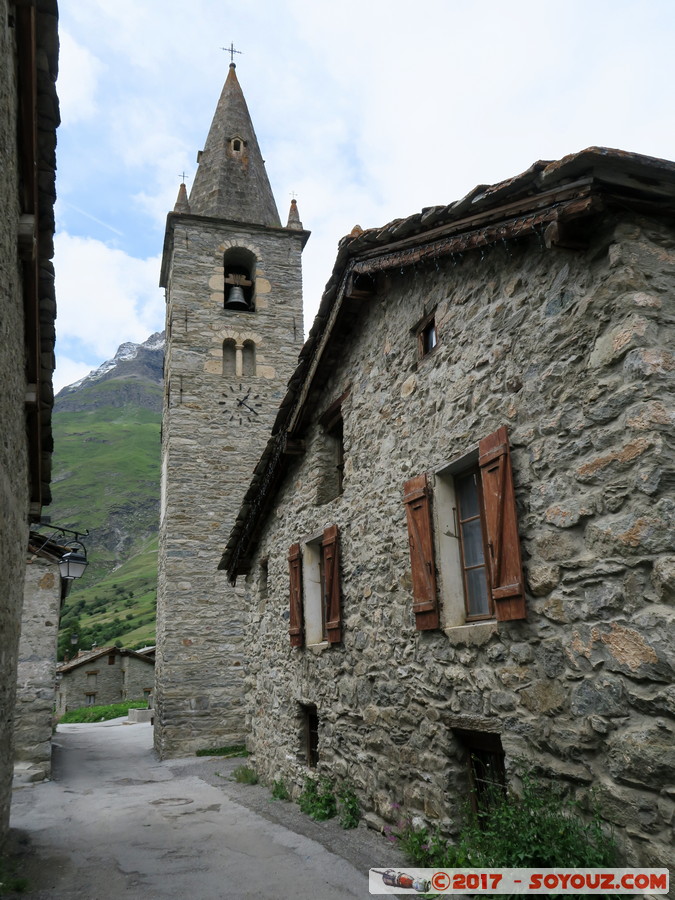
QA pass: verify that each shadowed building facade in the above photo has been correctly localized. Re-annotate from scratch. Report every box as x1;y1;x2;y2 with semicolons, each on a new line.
154;62;308;757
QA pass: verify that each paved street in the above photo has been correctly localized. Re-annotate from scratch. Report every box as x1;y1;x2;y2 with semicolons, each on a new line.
9;719;407;899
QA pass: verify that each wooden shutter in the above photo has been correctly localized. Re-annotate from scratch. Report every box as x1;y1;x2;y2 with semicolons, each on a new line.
478;426;526;621
322;525;342;643
288;543;304;646
403;474;439;630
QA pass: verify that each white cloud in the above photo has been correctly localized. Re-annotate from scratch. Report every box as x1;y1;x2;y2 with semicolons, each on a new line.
53;358;96;394
54;231;164;361
53;0;675;382
57;30;103;125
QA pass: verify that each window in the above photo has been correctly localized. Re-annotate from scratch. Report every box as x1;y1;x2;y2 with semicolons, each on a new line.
259;557;269;600
242;340;256;376
107;653;115;666
403;425;525;630
317;391;348;504
301;704;319;768
85;692;97;706
223;339;236;376
455;470;491;620
288;525;342;647
454;730;506;816
416;311;438;359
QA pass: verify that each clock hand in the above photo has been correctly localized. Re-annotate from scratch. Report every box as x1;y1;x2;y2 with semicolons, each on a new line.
241;400;259;415
236;389;252;407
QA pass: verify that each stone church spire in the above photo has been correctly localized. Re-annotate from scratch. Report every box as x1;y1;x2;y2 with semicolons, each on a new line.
188;63;281;226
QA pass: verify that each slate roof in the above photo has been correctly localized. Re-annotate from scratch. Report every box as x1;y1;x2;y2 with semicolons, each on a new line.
220;147;675;581
57;647;155;674
188;63;281;226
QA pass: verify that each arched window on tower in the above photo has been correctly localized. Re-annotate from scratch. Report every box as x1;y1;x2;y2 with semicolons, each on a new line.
242;340;256;377
223;247;255;312
223;339;236;376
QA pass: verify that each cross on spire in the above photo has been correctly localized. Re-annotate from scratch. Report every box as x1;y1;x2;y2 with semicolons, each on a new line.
221;42;242;64
179;172;188;184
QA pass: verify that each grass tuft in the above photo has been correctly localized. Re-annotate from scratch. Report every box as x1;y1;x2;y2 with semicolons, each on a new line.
58;699;147;724
232;765;258;785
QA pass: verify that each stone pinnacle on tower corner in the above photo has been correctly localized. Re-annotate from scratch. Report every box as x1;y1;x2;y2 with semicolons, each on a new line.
188;62;281;226
286;198;303;230
173;182;190;214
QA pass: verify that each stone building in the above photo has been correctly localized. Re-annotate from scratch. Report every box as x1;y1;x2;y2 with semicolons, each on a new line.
154;61;309;757
14;534;67;783
55;647;155;715
0;0;58;848
222;148;675;874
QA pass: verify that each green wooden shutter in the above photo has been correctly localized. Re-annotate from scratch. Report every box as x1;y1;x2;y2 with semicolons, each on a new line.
478;426;526;621
288;542;304;646
403;474;440;630
322;524;342;643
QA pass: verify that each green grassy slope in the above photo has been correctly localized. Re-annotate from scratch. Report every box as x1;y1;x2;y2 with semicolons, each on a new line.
49;377;162;658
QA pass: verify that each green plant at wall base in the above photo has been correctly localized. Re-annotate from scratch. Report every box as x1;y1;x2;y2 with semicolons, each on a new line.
0;856;29;894
337;783;360;829
298;776;337;821
389;774;618;892
232;765;258;785
271;778;290;801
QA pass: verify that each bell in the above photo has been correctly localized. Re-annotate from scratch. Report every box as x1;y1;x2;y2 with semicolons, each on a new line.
224;285;249;310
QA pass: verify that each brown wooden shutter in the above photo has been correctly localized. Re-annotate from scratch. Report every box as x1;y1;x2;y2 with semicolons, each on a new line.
478;426;526;621
288;543;304;646
403;474;439;630
322;524;342;643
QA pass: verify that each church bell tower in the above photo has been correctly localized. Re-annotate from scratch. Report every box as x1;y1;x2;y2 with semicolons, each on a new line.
155;62;309;757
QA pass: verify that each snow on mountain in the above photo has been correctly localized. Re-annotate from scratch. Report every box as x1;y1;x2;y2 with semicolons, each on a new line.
60;332;165;395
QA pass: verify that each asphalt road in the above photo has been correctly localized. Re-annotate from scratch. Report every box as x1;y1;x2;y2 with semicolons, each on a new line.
8;718;409;899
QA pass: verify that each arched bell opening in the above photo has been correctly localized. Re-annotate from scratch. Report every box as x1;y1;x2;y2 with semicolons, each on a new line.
223;247;256;311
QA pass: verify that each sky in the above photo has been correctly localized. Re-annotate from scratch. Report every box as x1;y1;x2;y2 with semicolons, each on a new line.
53;0;675;392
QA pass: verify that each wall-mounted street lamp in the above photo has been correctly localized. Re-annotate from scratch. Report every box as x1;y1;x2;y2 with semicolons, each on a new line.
33;523;89;581
58;545;88;580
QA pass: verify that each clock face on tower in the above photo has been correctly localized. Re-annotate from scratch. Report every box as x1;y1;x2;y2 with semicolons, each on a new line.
218;385;263;425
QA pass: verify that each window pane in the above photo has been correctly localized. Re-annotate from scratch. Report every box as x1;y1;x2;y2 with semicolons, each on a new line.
461;518;485;567
465;567;490;617
456;472;480;519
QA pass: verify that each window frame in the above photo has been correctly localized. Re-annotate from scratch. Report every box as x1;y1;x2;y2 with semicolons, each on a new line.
453;467;493;622
415;309;439;360
288;526;342;647
404;425;525;631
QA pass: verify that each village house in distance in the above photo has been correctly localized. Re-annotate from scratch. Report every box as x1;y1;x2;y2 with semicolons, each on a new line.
55;647;154;716
222;147;675;875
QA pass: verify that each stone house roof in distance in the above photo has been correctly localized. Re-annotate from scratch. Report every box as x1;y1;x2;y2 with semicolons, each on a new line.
57;647;155;674
220;146;675;582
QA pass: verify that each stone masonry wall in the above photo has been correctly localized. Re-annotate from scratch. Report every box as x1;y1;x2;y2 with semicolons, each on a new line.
242;212;675;877
14;557;61;782
155;217;305;757
56;654;154;713
0;0;29;848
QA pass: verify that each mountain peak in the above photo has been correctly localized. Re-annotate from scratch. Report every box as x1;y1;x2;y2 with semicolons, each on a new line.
58;332;165;398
